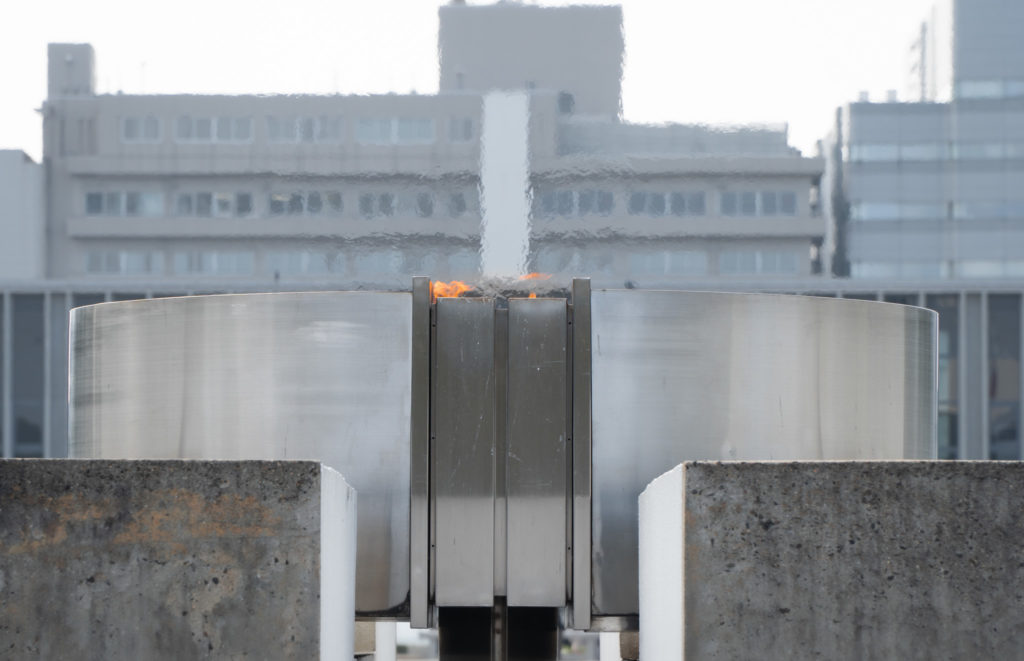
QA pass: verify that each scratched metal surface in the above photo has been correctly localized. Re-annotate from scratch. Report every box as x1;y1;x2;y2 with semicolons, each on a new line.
589;289;937;618
68;291;412;616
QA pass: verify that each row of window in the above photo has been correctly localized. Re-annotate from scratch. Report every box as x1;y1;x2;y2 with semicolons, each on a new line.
84;190;471;219
84;249;481;277
85;247;803;278
852;260;1024;279
850;142;1024;163
851;201;1024;222
121;115;475;146
534;189;799;218
533;247;803;276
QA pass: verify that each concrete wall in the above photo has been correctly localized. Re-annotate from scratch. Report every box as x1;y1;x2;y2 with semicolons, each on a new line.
0;150;44;279
640;461;1024;660
0;460;355;659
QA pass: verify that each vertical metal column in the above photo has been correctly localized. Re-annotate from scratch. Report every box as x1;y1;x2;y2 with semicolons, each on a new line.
570;278;592;630
410;277;432;627
507;298;568;606
433;297;496;607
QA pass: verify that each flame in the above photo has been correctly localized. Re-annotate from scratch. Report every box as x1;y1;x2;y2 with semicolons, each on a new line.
431;280;474;301
528;292;537;299
518;272;552;281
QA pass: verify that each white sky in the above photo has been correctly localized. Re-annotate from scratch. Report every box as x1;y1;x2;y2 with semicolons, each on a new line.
2;0;936;161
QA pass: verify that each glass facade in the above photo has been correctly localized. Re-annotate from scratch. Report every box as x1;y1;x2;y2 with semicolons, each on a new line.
988;295;1020;460
927;295;960;459
12;295;44;458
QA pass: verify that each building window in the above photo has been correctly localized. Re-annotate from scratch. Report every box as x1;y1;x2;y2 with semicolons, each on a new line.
356;118;393;145
449;192;467;217
719;249;799;275
740;192;757;216
780;192;797;215
121;116;161;143
85;250;164;275
720;192;738;216
125;192;164;217
416;193;434;217
266;251;334;276
397;118;435;144
85;191;166;217
327;191;343;213
85;192;103;215
576;189;616;216
628;192;647;215
449;117;473;142
173;251;254;276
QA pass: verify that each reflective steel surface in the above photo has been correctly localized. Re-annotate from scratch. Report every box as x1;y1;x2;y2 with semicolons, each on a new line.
69;292;413;615
507;298;568;607
589;289;937;618
432;297;496;607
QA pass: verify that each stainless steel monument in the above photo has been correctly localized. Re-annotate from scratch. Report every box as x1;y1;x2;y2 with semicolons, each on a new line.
68;278;937;659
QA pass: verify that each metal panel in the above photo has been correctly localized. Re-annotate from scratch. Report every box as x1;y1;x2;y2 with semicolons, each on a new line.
68;291;413;616
433;297;495;607
589;290;937;619
570;278;592;630
507;298;567;607
409;277;432;628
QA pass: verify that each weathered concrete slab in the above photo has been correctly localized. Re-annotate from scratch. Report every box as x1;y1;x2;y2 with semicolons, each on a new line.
640;461;1024;660
0;460;355;659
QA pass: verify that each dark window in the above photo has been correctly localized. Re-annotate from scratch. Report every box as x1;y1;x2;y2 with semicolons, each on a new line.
556;190;574;216
721;192;738;216
688;192;706;215
125;192;141;216
761;192;778;215
647;193;665;216
449;192;467;217
780;192;797;215
359;194;375;218
176;193;193;216
196;193;213;217
989;294;1021;459
597;191;614;214
327;192;343;213
269;194;287;216
288;193;304;215
740;192;757;216
540;190;557;216
235;193;253;217
416;192;434;217
628;192;646;215
13;295;44;458
307;191;323;214
578;190;595;215
85;193;103;215
670;192;686;216
378;193;395;216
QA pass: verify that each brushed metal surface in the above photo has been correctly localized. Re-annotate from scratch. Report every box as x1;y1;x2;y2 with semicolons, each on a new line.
570;278;593;631
507;298;568;607
432;297;495;607
589;290;937;619
69;291;413;616
409;277;432;628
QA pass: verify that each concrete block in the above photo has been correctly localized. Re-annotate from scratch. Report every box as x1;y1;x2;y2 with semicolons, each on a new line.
639;461;1024;660
0;460;355;660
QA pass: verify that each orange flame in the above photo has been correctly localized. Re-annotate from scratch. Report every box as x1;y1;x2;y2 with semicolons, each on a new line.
518;272;552;281
528;292;537;299
431;280;474;301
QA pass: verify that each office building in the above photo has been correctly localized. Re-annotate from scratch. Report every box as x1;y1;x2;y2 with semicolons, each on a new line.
827;0;1024;279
